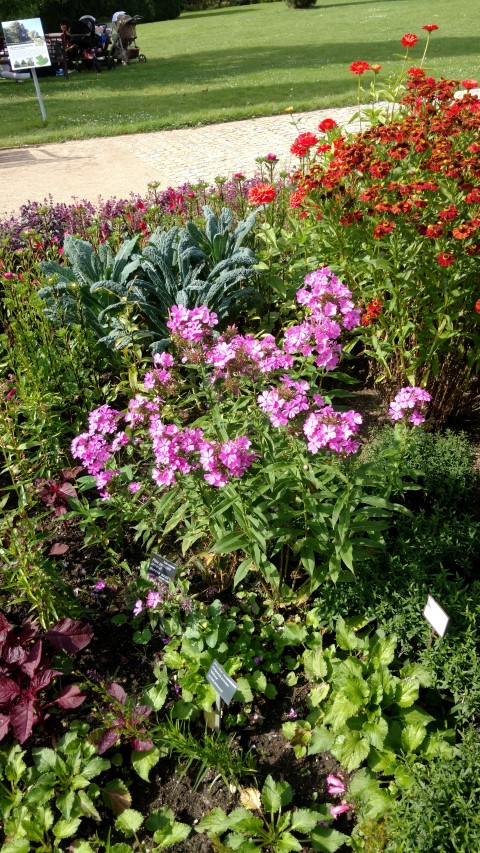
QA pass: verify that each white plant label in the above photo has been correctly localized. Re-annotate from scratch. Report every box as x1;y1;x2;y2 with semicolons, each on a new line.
423;595;449;638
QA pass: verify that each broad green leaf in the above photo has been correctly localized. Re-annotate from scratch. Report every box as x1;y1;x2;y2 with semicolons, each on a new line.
234;677;253;703
369;633;397;668
332;729;371;771
212;532;250;554
5;746;27;784
223;835;261;852
195;807;231;835
1;841;31;853
262;775;292;813
395;679;420;708
153;822;191;847
142;682;168;711
56;789;76;818
303;648;327;682
335;618;361;652
53;817;82;839
76;790;101;821
23;772;56;806
131;746;160;781
310;825;350;852
80;756;110;780
70;842;95;853
400;723;427;753
31;747;58;773
282;624;307;646
272;832;303;852
308;726;334;755
362;716;388;750
102;779;132;814
115;808;144;838
290;808;320;833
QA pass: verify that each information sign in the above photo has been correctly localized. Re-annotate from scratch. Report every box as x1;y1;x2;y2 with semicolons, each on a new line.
1;18;49;120
148;554;177;585
423;594;449;638
206;660;238;705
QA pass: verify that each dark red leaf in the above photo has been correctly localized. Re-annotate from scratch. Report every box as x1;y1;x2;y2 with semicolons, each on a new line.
134;705;152;719
97;727;120;755
10;699;35;743
21;640;43;678
107;682;126;705
0;677;21;707
45;619;93;655
30;668;61;694
57;482;77;500
48;543;69;556
0;614;10;646
130;736;154;752
0;714;10;741
3;644;27;666
19;617;39;644
55;683;87;709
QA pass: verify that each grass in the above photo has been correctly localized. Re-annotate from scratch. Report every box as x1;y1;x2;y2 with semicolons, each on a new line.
0;0;478;147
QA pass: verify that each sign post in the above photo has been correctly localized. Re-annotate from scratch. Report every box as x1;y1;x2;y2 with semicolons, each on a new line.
423;594;449;645
147;554;177;586
206;660;238;732
1;17;51;121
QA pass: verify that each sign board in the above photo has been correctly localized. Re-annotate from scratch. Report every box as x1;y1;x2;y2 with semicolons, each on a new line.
423;594;449;638
148;554;177;585
207;660;238;706
2;18;50;70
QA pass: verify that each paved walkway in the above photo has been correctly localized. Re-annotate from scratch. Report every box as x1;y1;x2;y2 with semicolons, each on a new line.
0;105;360;220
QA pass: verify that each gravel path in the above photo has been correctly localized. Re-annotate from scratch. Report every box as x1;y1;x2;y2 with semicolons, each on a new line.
0;105;360;219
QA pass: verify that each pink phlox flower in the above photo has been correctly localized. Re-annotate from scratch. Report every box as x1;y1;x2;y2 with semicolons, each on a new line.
154;352;175;368
133;599;143;615
88;405;122;435
110;431;129;452
200;436;256;487
303;407;362;455
125;394;161;427
167;305;218;342
389;386;431;425
94;580;106;591
258;375;311;428
95;468;120;500
71;432;112;475
128;481;142;494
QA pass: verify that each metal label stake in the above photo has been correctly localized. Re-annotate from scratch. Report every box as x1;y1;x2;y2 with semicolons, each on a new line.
31;68;47;122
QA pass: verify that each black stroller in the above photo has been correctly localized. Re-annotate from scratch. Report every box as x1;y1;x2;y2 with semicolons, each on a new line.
110;14;146;65
67;16;113;72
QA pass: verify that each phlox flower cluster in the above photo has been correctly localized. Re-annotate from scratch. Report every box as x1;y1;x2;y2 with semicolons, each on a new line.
389;386;431;425
166;305;218;342
200;436;256;487
71;405;129;498
149;420;204;487
257;376;313;427
206;332;293;384
143;352;176;394
284;269;360;371
303;407;362;455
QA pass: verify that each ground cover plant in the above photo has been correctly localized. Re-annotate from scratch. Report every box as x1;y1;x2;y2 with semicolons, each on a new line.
0;0;478;146
1;32;480;853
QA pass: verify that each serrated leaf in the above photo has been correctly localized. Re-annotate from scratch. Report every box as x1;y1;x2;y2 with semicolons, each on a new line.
262;775;292;813
332;729;371;771
1;841;31;853
303;648;327;682
131;746;160;781
400;723;427;753
195;807;230;835
101;778;132;814
152;821;191;848
273;832;303;852
76;790;101;821
310;825;350;852
53;817;82;839
290;808;319;832
308;726;334;755
115;808;144;838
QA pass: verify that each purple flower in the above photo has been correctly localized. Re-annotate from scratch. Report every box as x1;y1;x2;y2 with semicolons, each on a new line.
287;707;298;719
327;774;346;796
94;580;106;591
389;386;431;425
146;590;162;608
330;800;350;818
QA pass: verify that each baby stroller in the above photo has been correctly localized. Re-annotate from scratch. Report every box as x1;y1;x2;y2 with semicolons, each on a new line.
68;16;113;72
110;14;146;65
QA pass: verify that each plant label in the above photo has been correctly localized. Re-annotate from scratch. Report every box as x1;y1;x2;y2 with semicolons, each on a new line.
423;595;449;638
206;660;238;706
148;554;177;585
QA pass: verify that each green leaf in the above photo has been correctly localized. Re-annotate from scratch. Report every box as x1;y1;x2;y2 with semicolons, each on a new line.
23;772;56;806
273;832;303;852
31;747;58;774
0;842;31;853
53;817;82;839
5;747;27;784
335;618;361;651
282;623;307;646
131;746;160;781
369;633;397;668
262;775;292;813
308;726;334;755
70;842;95;853
212;532;250;554
153;822;191;848
195;807;230;835
290;808;320;833
303;648;327;682
400;723;427;753
234;558;254;587
115;808;144;838
80;756;110;780
76;790;101;821
142;682;168;711
310;825;350;852
332;729;371;771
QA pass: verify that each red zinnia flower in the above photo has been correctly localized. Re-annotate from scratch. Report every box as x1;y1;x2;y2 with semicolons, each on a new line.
317;143;331;154
289;187;307;209
350;61;370;75
461;79;478;90
408;67;425;77
401;34;418;48
437;252;455;267
318;118;337;132
422;24;438;32
438;205;458;221
290;132;319;157
248;183;276;205
475;299;480;314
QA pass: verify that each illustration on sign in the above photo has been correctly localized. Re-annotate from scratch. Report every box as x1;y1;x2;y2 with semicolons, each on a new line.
2;18;50;69
148;554;177;585
206;660;238;705
423;594;449;638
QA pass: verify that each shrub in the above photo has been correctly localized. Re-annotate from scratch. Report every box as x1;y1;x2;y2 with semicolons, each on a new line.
385;727;480;852
285;0;317;7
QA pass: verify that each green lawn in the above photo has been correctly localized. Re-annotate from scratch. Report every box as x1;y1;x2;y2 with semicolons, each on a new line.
1;0;478;147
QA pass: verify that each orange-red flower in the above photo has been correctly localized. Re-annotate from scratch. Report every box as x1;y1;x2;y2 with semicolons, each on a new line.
438;205;458;221
248;184;276;205
465;189;480;204
370;64;382;73
437;252;455;266
401;34;418;48
475;299;480;314
350;61;370;75
461;79;478;90
422;24;438;32
373;221;395;239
